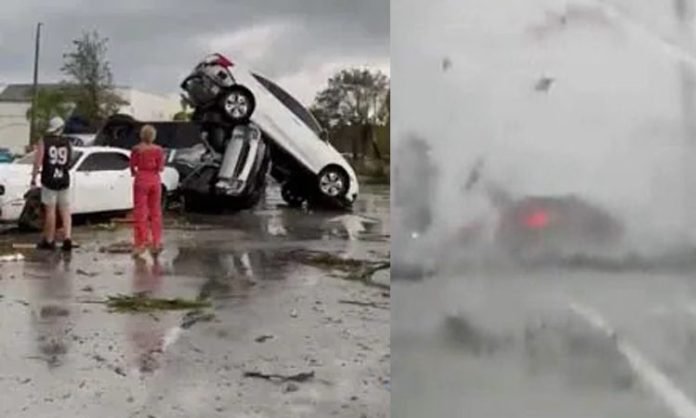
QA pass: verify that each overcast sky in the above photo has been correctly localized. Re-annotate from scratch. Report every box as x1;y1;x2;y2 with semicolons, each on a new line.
0;0;390;105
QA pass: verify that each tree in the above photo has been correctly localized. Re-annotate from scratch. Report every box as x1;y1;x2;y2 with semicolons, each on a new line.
25;88;74;139
172;99;192;121
172;111;192;121
310;68;390;163
61;31;127;128
311;68;389;129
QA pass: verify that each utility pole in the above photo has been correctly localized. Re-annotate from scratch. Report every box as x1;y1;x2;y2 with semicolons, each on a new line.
674;0;696;244
28;22;42;148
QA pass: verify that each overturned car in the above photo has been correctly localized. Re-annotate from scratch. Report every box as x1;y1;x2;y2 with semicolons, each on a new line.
94;115;270;211
179;53;359;209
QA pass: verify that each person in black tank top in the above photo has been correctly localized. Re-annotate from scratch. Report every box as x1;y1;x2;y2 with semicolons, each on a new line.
40;135;72;191
31;117;73;252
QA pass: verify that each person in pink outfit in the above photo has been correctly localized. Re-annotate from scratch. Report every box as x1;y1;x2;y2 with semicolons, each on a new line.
130;125;165;258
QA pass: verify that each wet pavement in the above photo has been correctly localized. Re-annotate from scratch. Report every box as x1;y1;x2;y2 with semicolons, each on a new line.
0;185;390;418
392;262;696;418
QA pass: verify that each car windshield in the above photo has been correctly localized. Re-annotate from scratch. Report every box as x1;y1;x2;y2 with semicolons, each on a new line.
14;150;83;168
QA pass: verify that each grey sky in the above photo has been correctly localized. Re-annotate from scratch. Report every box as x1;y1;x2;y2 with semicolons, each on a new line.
0;0;390;104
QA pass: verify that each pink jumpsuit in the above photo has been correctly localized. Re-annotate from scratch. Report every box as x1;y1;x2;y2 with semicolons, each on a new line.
130;144;165;249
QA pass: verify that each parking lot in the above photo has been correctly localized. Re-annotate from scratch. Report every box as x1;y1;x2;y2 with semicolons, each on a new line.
392;260;696;418
0;184;390;418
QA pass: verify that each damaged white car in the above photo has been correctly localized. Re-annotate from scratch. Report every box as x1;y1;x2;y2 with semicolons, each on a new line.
0;146;179;228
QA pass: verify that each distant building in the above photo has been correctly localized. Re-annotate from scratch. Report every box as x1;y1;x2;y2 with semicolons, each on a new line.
0;83;180;153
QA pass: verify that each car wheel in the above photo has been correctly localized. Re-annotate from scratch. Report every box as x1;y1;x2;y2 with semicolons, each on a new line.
281;183;305;208
219;85;256;123
318;166;349;199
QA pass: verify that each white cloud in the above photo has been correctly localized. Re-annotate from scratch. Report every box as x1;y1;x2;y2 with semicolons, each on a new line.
204;20;299;64
276;56;390;105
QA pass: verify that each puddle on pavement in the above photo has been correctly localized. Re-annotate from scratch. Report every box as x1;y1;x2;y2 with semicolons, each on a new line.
0;186;391;382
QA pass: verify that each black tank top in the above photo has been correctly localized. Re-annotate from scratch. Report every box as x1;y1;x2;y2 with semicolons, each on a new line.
41;135;72;190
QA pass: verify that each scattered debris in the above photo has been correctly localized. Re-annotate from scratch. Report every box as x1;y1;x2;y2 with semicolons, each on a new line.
442;57;452;71
110;218;133;224
104;293;211;313
76;269;98;277
534;76;555;92
81;286;94;293
0;253;24;262
165;220;217;231
90;223;119;231
284;250;390;289
255;335;274;343
338;299;389;310
287;250;364;271
243;370;315;383
40;305;70;318
283;382;300;393
181;310;216;329
99;241;132;254
350;262;390;289
290;308;298;318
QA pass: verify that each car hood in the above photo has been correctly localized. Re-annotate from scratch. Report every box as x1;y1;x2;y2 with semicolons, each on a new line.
0;164;31;185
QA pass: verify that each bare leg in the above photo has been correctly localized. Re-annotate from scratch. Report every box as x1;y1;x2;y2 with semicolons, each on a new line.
59;205;72;240
43;204;56;243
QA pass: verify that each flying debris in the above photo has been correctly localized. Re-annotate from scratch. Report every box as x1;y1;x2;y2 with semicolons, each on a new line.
534;76;555;92
442;57;452;72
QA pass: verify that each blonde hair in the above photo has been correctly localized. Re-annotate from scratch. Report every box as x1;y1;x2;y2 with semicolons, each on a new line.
140;125;157;144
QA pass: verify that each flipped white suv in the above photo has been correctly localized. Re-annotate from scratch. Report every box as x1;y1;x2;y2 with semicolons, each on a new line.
180;53;359;209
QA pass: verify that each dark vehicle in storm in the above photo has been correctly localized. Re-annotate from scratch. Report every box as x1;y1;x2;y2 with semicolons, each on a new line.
493;193;624;260
455;160;625;261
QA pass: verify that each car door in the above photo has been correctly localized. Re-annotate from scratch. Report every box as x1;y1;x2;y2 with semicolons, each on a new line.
73;151;132;213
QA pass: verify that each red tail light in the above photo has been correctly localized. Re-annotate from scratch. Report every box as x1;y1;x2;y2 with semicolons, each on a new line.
215;54;234;68
523;209;549;229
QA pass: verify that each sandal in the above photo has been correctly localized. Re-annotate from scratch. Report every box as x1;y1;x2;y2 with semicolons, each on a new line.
149;245;163;256
132;246;146;259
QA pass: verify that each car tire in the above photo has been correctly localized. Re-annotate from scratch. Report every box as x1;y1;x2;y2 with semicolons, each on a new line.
219;85;256;124
317;166;349;200
281;183;305;208
18;189;43;232
183;192;206;213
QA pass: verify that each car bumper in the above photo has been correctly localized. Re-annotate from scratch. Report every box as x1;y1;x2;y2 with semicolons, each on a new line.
0;198;25;222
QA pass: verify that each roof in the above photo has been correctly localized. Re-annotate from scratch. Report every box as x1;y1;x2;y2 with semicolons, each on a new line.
0;84;64;103
74;145;129;154
0;83;130;103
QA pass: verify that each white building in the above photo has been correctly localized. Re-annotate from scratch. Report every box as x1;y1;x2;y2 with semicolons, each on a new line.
0;83;180;153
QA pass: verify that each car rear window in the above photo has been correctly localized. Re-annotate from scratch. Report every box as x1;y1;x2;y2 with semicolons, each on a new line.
77;152;130;172
95;121;203;150
252;73;324;137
